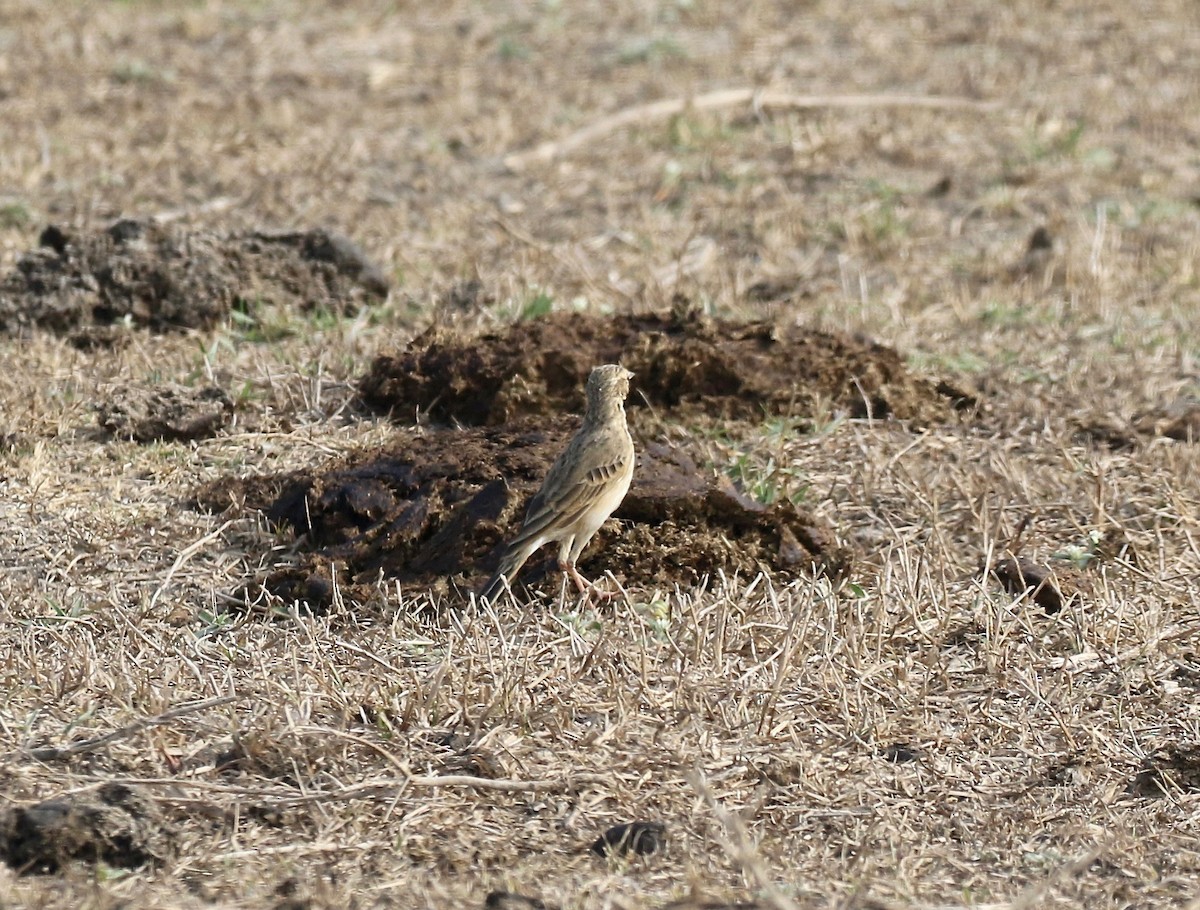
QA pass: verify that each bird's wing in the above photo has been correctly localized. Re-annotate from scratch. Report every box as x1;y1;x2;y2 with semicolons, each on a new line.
508;430;632;548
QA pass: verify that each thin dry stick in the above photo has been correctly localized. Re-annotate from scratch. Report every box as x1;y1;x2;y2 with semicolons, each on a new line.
688;768;805;910
333;638;406;676
756;580;812;735
149;519;235;610
101;771;611;807
8;695;237;763
504;88;999;169
208;841;389;862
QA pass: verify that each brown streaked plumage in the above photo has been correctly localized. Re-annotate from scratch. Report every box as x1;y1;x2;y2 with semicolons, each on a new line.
479;364;635;602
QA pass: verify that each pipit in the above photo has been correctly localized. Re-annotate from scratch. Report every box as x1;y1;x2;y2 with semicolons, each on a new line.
480;364;635;603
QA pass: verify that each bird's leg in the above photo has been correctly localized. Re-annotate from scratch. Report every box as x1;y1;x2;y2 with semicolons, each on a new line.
560;560;591;594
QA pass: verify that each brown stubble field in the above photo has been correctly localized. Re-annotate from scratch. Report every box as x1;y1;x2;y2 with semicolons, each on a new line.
2;0;1200;908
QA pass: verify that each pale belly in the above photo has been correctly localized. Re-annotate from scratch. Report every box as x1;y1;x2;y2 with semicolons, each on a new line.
573;464;633;546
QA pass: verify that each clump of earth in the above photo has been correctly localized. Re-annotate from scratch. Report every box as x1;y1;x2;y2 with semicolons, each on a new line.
199;421;854;610
359;309;977;427
198;311;983;610
0;783;171;875
97;382;234;442
0;218;389;337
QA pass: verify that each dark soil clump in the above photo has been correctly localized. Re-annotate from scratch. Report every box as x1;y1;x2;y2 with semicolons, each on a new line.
986;556;1081;615
0;783;171;874
0;219;388;335
591;821;666;857
1074;402;1200;449
214;420;851;611
359;311;975;427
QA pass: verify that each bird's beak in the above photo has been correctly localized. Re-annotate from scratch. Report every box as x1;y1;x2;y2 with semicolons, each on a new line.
624;368;635;379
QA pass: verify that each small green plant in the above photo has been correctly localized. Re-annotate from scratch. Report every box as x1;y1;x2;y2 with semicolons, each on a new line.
856;195;908;249
0;202;30;229
725;453;808;505
908;350;989;374
110;59;172;85
979;301;1030;328
556;609;603;637
633;597;671;640
843;581;868;599
1054;529;1105;569
1022;118;1089;163
520;291;554;320
497;36;530;61
227;299;343;343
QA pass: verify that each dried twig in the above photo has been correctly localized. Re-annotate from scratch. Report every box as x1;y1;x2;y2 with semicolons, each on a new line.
10;695;238;763
149;519;235;610
688;768;806;910
504;88;999;169
98;771;611;806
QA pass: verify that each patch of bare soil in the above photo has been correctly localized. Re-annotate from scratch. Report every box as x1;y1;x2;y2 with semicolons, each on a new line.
1127;746;1200;798
0;783;171;875
202;312;969;608
203;420;851;611
0;219;389;336
359;310;977;427
1074;402;1200;449
96;382;234;442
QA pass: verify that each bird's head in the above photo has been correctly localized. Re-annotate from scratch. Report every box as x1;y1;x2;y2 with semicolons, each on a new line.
586;363;634;410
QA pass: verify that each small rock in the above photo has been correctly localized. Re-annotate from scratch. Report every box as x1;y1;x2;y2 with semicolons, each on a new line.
879;743;919;763
1127;745;1200;798
0;783;172;874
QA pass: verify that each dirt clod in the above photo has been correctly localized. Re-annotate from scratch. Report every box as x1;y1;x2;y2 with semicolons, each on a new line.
986;557;1078;614
0;219;388;335
0;783;171;874
1074;402;1200;449
485;892;555;910
1134;403;1200;443
359;312;972;427
591;821;666;858
96;383;234;442
880;743;919;763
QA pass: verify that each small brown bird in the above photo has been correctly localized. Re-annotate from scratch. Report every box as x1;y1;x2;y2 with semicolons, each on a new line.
480;364;635;603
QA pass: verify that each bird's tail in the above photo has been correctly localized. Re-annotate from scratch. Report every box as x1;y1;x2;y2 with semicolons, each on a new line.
478;542;536;603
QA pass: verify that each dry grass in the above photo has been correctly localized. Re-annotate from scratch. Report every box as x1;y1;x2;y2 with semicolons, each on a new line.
2;0;1200;907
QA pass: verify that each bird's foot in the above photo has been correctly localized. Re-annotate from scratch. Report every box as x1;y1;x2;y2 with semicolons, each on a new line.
561;562;620;603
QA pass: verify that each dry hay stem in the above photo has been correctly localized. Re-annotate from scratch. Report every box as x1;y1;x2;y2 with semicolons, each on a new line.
503;88;1002;170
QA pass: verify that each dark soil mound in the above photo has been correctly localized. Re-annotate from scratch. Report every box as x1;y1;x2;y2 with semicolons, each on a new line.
0;219;389;335
359;311;975;426
205;420;852;611
0;783;171;874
